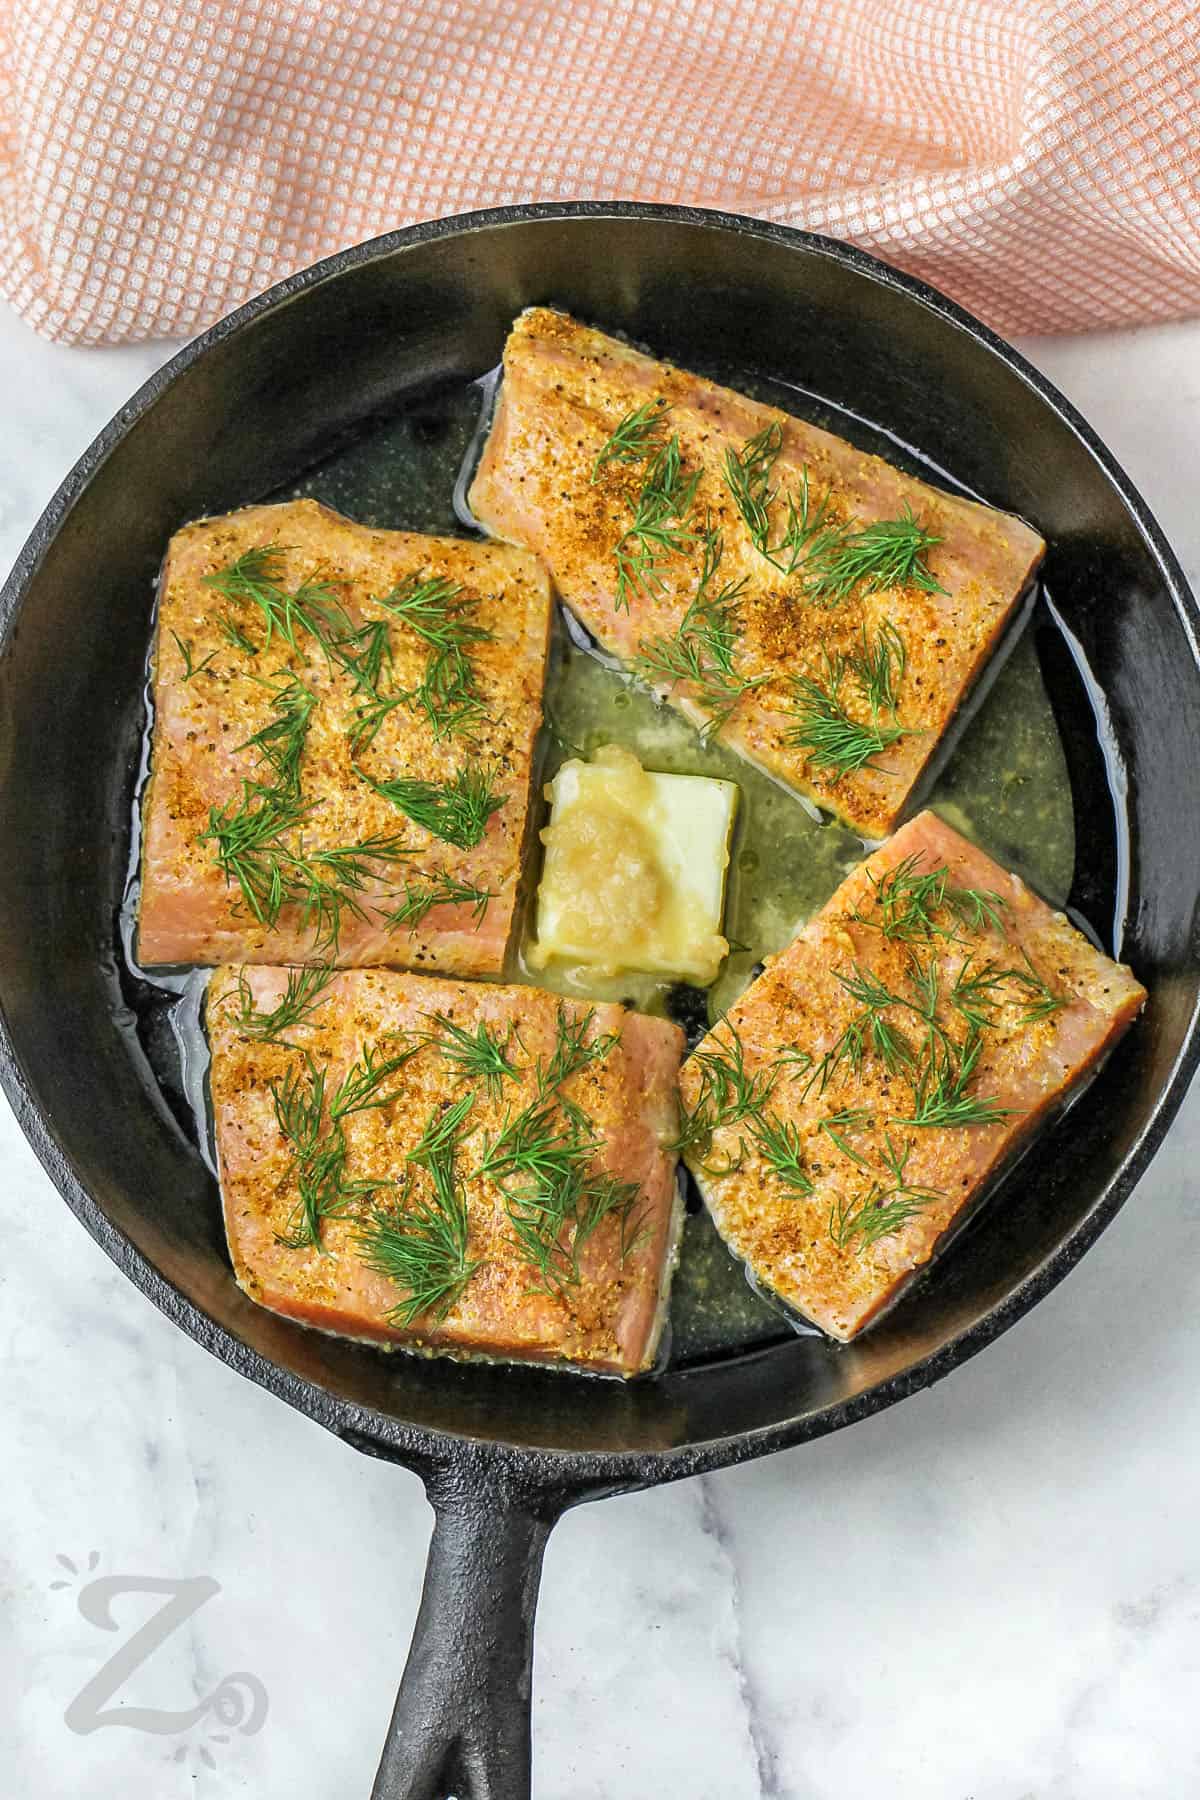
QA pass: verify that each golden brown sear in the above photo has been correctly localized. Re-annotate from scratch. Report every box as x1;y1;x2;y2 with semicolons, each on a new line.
679;811;1145;1340
207;966;685;1375
470;309;1045;838
139;499;552;975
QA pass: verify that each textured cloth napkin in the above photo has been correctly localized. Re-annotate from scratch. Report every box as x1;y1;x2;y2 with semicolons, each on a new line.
1;0;1197;346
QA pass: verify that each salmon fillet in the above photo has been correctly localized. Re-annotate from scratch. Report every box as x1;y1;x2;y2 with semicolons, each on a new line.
469;309;1045;839
206;966;685;1376
678;811;1145;1341
138;500;552;975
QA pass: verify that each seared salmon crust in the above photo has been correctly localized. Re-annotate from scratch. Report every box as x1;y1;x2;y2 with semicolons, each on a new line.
139;500;552;975
470;309;1045;838
679;811;1145;1341
207;967;685;1376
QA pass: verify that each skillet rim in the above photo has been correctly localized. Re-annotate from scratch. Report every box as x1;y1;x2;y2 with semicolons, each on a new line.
1;198;1198;1489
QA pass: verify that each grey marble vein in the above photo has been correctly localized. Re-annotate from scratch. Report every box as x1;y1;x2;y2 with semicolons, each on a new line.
699;1474;790;1800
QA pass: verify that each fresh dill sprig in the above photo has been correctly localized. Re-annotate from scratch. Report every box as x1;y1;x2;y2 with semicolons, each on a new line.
786;623;912;778
841;951;950;1070
291;831;413;953
195;557;492;951
633;571;767;736
479;1096;592;1235
949;958;1020;1033
758;459;837;575
721;423;945;602
200;781;310;928
797;1037;853;1103
337;606;410;752
613;434;701;612
905;951;943;1027
307;831;412;890
855;856;941;940
408;1091;478;1165
536;1005;618;1098
1008;950;1067;1023
217;614;259;654
357;1102;479;1325
828;1189;926;1251
201;544;350;652
808;940;1025;1135
786;656;912;780
478;1096;639;1295
570;1173;646;1268
419;1012;522;1100
358;1177;478;1327
201;785;409;952
170;631;217;682
230;965;335;1044
379;572;482;644
694;515;724;598
828;1135;945;1252
802;504;945;606
833;964;917;1074
348;691;405;755
676;1028;777;1164
330;1039;421;1120
722;422;837;576
358;576;493;747
592;398;671;480
479;1096;597;1191
799;1007;888;1101
408;646;491;742
332;618;393;697
748;1113;813;1195
510;1159;641;1297
852;855;1009;943
722;423;779;548
384;869;495;932
877;1132;931;1191
356;762;506;849
802;954;933;1100
200;621;408;952
271;1053;338;1248
895;1029;1015;1130
846;620;906;714
836;962;902;1015
947;884;1010;936
376;576;489;653
503;1156;584;1294
819;1107;874;1168
270;1053;376;1250
949;950;1066;1030
238;672;317;794
271;1054;326;1166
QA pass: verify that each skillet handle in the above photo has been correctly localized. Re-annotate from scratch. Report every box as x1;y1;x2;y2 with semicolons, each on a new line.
371;1463;567;1800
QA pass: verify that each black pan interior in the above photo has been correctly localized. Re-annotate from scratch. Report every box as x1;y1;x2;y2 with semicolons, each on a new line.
1;208;1197;1467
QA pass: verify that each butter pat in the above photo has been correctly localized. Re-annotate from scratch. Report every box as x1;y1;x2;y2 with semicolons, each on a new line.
529;743;738;984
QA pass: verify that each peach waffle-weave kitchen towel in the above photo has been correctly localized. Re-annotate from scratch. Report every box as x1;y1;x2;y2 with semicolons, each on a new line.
1;0;1197;345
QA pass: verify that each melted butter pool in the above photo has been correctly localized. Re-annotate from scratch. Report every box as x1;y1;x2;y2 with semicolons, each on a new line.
528;626;1077;1033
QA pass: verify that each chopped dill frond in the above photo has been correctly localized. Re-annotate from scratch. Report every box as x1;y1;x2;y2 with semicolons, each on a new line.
384;870;494;932
592;398;671;480
356;762;505;850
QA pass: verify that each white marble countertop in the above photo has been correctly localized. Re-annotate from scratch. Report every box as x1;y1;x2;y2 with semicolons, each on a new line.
3;307;1199;1800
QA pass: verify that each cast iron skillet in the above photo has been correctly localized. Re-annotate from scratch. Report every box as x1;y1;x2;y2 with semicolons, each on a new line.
1;204;1198;1799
